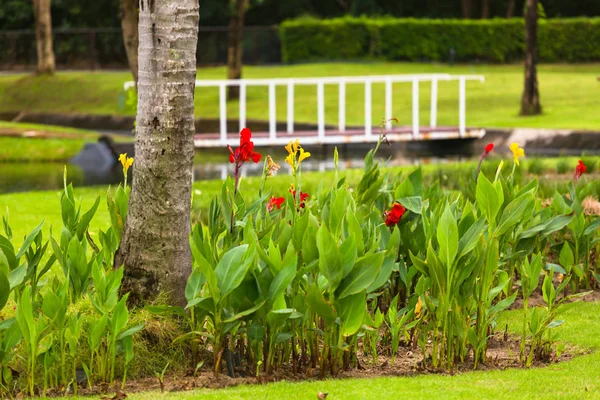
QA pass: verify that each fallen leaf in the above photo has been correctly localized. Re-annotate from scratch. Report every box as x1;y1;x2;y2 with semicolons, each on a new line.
318;392;328;399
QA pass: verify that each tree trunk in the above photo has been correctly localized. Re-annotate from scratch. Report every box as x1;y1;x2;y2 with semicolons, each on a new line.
119;0;139;83
520;0;541;116
461;0;473;18
226;0;248;100
115;0;199;307
506;0;516;18
33;0;55;74
481;0;491;18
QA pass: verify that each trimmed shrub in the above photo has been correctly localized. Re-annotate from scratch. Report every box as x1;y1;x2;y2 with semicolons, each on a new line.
280;17;600;63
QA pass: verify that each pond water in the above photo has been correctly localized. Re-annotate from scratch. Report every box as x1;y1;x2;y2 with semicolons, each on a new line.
0;147;467;194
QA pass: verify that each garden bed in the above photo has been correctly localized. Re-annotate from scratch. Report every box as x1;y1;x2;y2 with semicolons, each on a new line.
42;331;577;398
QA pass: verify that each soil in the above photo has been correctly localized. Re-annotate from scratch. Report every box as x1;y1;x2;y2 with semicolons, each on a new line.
40;332;576;398
512;287;600;309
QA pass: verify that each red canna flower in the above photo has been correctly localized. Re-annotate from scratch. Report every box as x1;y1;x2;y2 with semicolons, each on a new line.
227;128;262;166
267;196;285;212
574;160;587;182
384;202;406;227
289;188;309;209
475;143;495;183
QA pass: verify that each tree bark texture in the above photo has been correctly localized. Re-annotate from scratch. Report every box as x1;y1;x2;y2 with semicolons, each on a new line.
461;0;473;18
33;0;55;74
115;0;199;306
226;0;248;99
481;0;491;18
119;0;139;83
520;0;542;115
506;0;516;18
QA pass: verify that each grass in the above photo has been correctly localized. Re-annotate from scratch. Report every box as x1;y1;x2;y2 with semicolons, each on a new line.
0;63;599;130
34;300;599;399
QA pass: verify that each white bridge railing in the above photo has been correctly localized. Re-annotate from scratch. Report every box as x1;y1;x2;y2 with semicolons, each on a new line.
124;74;485;146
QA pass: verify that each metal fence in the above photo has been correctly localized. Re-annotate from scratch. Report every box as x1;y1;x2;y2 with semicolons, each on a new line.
0;26;281;71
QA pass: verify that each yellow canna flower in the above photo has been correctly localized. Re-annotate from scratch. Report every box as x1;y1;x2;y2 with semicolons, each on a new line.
285;153;294;169
415;297;423;319
118;153;134;184
509;142;525;166
285;139;300;155
298;147;311;163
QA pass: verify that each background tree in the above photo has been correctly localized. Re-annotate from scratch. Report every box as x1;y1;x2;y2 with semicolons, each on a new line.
119;0;138;82
32;0;55;74
115;0;199;306
520;0;541;115
226;0;249;99
481;0;491;18
461;0;473;18
506;0;517;17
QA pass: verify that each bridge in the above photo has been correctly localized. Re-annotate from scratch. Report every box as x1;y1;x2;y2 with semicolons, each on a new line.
123;74;486;148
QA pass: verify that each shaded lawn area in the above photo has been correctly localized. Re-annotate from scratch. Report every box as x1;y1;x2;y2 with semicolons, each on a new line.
37;300;599;399
0;63;599;130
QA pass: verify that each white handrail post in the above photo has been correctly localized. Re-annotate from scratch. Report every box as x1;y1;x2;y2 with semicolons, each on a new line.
364;79;372;138
459;77;466;138
430;78;438;128
219;83;227;143
412;78;419;139
239;82;246;131
385;77;393;129
338;80;346;133
287;81;294;134
269;82;276;140
317;81;325;139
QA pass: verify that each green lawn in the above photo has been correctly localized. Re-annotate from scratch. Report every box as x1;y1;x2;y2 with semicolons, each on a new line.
37;300;599;399
0;63;599;130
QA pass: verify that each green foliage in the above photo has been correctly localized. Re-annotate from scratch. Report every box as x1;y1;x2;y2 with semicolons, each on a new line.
280;17;600;63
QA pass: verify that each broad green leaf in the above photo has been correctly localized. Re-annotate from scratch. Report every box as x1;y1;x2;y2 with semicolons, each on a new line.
494;193;534;236
215;245;252;300
76;196;100;240
339;291;366;336
185;268;205;303
476;173;502;225
117;323;145;340
336;252;384;299
268;249;296;303
223;301;266;323
398;196;422;215
559;242;574;271
0;271;9;311
306;284;336;325
437;205;458;268
316;225;343;291
457;217;485;259
16;221;44;259
89;315;108;351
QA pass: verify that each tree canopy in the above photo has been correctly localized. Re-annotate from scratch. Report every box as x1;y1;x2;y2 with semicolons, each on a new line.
2;0;599;30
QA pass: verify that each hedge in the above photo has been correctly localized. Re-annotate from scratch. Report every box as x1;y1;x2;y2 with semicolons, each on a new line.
279;17;600;63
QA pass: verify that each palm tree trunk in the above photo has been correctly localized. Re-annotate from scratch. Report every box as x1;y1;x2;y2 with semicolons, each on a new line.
226;0;248;99
520;0;542;115
119;0;139;83
33;0;55;74
115;0;199;307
